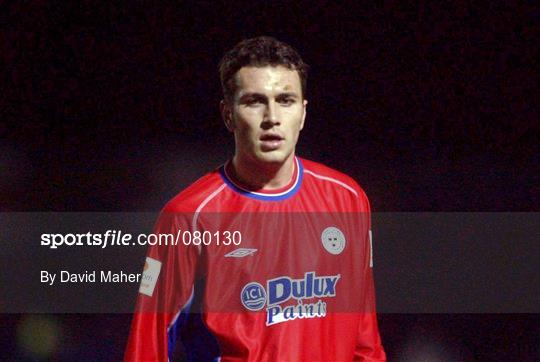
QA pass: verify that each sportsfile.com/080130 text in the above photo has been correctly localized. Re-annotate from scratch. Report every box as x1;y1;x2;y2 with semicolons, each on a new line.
40;230;242;249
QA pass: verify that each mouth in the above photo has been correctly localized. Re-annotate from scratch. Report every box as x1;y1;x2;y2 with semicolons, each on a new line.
259;133;285;151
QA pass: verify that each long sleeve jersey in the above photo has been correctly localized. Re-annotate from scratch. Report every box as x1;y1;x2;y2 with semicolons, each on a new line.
125;157;386;361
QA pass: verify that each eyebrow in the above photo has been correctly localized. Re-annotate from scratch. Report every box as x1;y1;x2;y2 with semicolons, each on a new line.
239;91;300;100
276;92;299;98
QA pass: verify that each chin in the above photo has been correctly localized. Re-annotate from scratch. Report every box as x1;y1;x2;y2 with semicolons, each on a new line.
255;150;290;165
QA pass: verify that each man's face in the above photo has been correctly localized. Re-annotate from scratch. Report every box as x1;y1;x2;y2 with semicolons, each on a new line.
223;66;307;166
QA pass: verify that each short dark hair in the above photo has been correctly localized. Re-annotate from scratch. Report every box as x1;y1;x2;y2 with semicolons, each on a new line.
219;36;309;102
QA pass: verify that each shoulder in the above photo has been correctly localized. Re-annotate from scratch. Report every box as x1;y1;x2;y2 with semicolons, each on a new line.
300;157;369;206
161;169;226;213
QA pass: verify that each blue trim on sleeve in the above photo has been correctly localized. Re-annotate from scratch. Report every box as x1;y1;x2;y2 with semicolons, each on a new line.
181;279;222;361
167;289;194;359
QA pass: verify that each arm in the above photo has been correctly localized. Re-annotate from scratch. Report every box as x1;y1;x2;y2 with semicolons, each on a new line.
353;273;386;361
354;194;386;361
125;212;199;362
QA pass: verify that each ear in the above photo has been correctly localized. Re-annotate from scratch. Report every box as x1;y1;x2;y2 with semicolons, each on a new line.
300;99;308;131
220;100;234;132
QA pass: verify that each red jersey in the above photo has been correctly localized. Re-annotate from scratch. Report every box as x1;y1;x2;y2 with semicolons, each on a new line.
125;157;386;361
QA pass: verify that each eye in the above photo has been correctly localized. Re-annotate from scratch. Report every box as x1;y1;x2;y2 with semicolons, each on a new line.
279;97;295;106
247;99;262;106
242;96;264;107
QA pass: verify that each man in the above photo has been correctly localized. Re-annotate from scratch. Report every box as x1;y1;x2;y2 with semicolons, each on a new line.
125;36;386;361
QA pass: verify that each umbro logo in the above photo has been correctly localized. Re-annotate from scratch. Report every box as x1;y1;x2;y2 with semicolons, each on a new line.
224;248;258;258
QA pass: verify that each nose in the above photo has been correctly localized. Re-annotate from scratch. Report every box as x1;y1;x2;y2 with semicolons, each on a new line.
262;100;280;128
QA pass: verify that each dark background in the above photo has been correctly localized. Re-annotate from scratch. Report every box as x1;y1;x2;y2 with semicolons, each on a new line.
2;1;538;360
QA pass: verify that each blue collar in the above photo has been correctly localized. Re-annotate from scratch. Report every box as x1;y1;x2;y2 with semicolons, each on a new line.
219;157;303;201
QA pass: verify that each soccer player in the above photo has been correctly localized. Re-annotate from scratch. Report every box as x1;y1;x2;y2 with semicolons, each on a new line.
125;36;386;361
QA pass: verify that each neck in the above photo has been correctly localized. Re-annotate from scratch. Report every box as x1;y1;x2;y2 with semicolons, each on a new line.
231;154;296;190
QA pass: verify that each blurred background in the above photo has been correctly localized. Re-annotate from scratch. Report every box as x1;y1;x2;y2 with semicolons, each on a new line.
2;1;538;360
